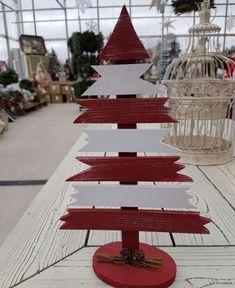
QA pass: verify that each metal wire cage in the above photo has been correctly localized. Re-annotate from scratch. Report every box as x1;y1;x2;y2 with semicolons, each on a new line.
162;0;235;165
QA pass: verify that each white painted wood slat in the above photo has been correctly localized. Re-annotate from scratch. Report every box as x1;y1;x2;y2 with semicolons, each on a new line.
82;63;157;96
70;185;193;208
80;129;177;153
87;174;173;246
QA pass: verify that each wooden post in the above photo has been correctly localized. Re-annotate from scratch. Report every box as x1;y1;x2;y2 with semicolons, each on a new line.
117;94;139;250
98;3;151;251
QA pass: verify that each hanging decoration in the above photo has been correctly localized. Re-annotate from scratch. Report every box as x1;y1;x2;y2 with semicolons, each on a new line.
75;0;92;14
226;14;235;31
85;20;98;33
160;16;175;33
150;0;169;12
149;0;162;12
171;0;215;15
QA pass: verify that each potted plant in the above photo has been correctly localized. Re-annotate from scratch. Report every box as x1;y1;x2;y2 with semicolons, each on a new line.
0;68;18;87
19;79;34;92
68;30;103;98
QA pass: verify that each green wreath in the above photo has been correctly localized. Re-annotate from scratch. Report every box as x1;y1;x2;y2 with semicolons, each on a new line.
171;0;215;15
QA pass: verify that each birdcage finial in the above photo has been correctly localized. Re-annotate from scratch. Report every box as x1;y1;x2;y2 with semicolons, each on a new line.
198;0;211;24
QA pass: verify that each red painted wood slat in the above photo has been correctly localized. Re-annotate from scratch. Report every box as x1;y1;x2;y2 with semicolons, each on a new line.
75;98;176;124
99;6;148;61
60;208;211;234
67;156;193;182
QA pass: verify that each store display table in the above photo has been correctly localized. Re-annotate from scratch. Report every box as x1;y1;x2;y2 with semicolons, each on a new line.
0;132;235;288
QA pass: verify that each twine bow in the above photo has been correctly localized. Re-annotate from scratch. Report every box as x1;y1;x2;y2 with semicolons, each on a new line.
97;248;162;269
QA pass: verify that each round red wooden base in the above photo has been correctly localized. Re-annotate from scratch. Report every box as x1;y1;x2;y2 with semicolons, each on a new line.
93;242;176;288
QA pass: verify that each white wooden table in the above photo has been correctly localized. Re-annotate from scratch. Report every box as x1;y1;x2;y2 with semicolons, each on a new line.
0;133;235;288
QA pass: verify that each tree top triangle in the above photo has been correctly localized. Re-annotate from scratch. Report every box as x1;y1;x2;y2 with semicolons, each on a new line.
99;5;149;62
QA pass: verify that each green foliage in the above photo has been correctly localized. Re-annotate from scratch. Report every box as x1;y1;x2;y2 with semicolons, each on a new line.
68;32;82;77
171;0;215;15
68;31;104;56
80;31;99;53
67;30;104;79
68;32;81;55
47;48;61;74
71;55;80;77
77;54;99;79
73;79;95;98
19;79;33;92
0;90;9;101
0;68;18;87
96;32;104;52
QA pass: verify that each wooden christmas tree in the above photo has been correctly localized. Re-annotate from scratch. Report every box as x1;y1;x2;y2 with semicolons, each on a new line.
60;6;211;288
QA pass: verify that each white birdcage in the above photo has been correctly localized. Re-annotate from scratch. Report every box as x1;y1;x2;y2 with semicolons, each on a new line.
163;0;235;165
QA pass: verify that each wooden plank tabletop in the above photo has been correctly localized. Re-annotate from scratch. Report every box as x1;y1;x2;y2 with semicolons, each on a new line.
172;164;235;246
0;136;89;288
14;246;235;288
0;132;235;288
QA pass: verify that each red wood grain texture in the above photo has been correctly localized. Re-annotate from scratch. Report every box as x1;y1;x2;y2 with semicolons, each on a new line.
60;208;211;234
75;98;176;124
66;156;192;182
99;6;148;62
93;242;176;288
116;97;138;250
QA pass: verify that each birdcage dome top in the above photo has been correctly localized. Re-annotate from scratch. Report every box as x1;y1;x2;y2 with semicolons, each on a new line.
163;0;235;84
163;54;235;82
188;22;221;33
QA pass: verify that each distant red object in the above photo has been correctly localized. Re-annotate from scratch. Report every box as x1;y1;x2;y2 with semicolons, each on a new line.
225;57;235;78
60;209;210;234
75;98;176;124
67;156;193;182
99;5;148;62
